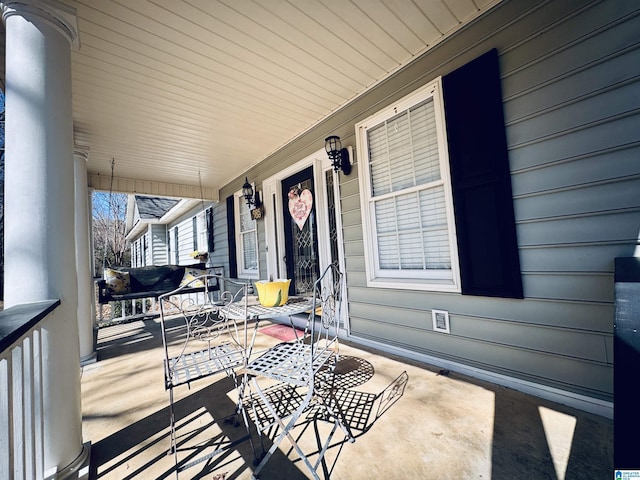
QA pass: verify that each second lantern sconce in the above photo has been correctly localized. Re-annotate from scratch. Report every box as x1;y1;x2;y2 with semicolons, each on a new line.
242;176;264;219
242;176;261;208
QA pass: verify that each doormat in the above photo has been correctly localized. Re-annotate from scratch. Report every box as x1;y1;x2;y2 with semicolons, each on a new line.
259;323;304;342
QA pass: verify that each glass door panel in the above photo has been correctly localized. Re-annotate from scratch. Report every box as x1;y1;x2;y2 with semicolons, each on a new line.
282;166;319;296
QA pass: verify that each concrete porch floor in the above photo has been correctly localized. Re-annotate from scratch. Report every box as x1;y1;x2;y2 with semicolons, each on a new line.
81;317;613;480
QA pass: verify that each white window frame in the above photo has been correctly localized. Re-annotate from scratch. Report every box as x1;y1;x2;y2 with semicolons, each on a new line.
355;77;461;292
195;210;208;253
234;189;259;279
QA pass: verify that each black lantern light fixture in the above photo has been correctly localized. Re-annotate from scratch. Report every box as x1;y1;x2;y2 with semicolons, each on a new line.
324;135;351;175
242;176;261;208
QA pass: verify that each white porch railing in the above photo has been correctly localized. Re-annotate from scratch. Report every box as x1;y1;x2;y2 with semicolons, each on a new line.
0;300;59;480
96;290;221;326
94;267;225;326
96;296;161;325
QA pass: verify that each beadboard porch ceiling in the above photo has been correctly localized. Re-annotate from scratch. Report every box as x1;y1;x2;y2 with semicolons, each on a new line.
66;0;500;199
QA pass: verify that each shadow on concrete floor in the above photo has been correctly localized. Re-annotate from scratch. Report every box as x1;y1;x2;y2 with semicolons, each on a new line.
82;319;613;479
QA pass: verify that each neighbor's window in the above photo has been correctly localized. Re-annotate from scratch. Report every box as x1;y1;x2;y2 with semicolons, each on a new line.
235;190;258;278
193;211;209;253
192;216;198;251
356;78;460;292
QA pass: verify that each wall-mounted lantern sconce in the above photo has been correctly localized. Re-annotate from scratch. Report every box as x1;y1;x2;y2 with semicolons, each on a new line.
324;135;352;175
242;176;261;208
242;176;264;220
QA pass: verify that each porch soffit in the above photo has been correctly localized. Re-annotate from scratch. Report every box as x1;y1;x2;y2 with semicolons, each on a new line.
7;0;502;197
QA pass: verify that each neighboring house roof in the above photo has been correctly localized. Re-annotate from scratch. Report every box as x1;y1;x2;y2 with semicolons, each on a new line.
125;194;210;242
135;196;179;220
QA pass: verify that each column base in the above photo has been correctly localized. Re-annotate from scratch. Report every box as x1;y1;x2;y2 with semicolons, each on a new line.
45;442;91;480
80;352;98;366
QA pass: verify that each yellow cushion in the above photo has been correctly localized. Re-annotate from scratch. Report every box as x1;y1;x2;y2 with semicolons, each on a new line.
179;269;206;288
104;269;131;295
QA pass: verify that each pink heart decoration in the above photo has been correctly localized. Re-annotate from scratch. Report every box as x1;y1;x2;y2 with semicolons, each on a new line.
288;189;313;230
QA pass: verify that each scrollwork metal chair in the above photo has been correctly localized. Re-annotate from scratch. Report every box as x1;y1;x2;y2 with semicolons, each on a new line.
243;264;354;480
159;274;256;476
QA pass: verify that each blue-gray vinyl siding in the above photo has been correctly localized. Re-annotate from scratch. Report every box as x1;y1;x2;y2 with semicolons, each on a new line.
344;0;638;401
216;0;639;403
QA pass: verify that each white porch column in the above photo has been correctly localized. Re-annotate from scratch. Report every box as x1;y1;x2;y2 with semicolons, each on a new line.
2;0;86;475
75;147;96;364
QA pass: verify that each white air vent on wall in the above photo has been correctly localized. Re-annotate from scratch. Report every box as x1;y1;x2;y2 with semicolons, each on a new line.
432;309;450;334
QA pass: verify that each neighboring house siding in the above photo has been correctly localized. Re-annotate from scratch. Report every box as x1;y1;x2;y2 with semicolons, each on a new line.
217;0;639;404
168;226;177;265
130;238;138;267
176;219;194;265
131;233;141;267
132;204;141;227
130;230;149;267
150;224;167;265
166;205;216;266
126;198;217;268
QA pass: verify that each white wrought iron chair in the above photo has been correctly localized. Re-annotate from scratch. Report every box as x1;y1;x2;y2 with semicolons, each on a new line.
159;274;257;476
243;264;354;480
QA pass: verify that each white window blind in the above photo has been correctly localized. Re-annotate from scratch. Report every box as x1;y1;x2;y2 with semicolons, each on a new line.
237;194;258;276
369;99;442;196
196;212;207;252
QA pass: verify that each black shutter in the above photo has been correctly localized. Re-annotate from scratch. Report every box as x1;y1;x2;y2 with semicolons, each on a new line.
226;195;237;278
443;49;523;299
173;226;179;265
206;207;215;252
614;257;640;468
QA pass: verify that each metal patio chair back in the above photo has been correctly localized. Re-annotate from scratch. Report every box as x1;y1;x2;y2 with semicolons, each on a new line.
159;274;256;476
244;263;354;480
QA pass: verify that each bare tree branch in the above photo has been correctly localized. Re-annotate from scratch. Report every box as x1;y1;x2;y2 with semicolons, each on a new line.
92;191;130;276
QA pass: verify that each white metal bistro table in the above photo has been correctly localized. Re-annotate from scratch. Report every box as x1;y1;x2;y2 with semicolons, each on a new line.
223;296;314;322
220;295;316;373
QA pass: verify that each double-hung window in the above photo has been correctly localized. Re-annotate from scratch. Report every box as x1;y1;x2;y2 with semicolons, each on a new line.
356;78;461;292
234;190;258;278
194;211;208;253
192;216;199;252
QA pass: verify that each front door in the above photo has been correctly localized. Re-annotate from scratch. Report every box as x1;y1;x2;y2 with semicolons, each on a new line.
262;150;349;332
281;166;319;296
